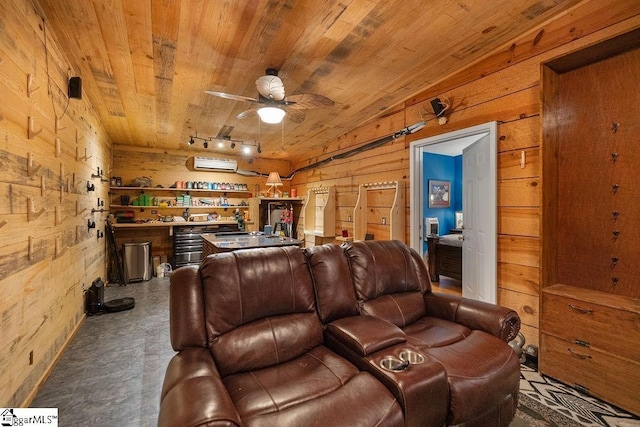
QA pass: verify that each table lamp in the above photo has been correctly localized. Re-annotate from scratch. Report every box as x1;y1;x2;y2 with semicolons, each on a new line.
266;172;283;197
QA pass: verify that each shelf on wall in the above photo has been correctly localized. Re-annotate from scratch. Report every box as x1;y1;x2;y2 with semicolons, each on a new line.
353;180;405;241
303;186;335;238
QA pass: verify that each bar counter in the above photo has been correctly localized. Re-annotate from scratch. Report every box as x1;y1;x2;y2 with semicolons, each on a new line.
202;232;303;256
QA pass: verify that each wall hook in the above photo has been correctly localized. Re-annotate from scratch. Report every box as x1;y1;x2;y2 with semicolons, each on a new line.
55;138;62;157
55;237;68;259
28;116;43;139
96;229;104;240
27;152;42;178
28;236;35;261
27;74;40;97
55;117;66;133
76;200;87;215
76;225;86;243
87;181;95;192
87;219;96;231
611;122;620;133
76;146;91;161
55;205;67;225
27;198;45;222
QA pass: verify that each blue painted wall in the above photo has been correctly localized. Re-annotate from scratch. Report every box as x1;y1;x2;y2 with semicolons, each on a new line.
422;152;462;253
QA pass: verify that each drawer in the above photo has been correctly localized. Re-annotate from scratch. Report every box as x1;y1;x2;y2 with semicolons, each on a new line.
541;292;640;361
540;334;640;415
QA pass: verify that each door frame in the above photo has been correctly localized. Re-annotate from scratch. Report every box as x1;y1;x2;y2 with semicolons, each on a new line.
409;122;497;298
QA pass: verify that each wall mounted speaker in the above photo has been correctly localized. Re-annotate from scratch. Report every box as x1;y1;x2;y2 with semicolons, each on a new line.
430;98;446;117
68;76;82;99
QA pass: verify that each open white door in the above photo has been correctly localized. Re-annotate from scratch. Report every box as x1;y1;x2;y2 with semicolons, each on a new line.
462;133;496;303
409;122;496;303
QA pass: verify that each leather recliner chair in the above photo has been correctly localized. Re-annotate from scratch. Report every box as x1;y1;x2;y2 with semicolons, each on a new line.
159;245;404;427
306;240;521;427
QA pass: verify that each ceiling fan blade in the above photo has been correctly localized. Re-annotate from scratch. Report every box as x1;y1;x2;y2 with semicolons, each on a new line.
285;93;334;109
286;109;306;124
236;108;260;120
205;90;258;103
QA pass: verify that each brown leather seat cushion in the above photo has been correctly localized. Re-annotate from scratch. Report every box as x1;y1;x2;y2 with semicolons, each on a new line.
419;331;520;425
224;346;402;426
403;316;471;348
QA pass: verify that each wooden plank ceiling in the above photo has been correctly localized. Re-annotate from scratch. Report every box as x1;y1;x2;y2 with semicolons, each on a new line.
36;0;582;160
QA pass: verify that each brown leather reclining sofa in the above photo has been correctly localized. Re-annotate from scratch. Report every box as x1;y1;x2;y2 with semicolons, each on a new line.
159;240;521;427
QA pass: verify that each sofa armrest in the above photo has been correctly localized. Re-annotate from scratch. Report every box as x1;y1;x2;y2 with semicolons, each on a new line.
424;293;521;342
325;315;407;357
170;266;207;350
159;347;241;427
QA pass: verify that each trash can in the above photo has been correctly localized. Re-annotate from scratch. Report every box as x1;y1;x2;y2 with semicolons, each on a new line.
123;241;152;283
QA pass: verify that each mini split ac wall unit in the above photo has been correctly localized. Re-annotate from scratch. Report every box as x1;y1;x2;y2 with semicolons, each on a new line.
193;157;238;172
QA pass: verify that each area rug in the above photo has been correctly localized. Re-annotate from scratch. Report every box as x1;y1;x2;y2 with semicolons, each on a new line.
515;364;640;427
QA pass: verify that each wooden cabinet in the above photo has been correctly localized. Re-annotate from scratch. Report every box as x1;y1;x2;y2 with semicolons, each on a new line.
540;31;640;416
353;181;404;241
302;187;335;247
541;285;640;414
426;236;462;282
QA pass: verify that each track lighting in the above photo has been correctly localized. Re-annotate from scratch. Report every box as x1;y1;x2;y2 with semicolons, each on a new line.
188;132;245;150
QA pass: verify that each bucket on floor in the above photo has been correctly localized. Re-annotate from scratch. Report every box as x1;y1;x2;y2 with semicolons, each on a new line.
156;263;172;278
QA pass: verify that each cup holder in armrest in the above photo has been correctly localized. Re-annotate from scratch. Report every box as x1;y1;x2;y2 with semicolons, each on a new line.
399;349;425;364
380;357;410;372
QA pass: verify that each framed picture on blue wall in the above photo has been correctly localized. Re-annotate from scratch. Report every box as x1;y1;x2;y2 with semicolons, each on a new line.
428;180;450;208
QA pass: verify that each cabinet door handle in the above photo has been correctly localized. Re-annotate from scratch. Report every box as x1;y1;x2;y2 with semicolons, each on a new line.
567;348;592;360
568;304;593;314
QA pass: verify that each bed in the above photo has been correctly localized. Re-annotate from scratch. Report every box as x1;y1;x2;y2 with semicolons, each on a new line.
426;233;462;282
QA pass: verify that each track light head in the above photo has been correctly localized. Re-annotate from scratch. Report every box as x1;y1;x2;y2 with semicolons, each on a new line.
230;142;236;149
203;141;208;148
187;137;194;145
257;143;262;154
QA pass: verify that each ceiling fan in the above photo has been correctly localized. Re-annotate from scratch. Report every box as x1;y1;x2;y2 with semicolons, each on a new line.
205;68;334;124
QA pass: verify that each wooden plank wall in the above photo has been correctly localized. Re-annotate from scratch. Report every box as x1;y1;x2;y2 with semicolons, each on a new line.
0;0;113;406
291;1;640;348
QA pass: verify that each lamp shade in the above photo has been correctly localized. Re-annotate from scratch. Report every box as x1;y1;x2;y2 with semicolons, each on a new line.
266;172;283;186
257;107;286;124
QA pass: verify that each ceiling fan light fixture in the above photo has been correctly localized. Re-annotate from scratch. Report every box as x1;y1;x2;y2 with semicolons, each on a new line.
257;106;286;124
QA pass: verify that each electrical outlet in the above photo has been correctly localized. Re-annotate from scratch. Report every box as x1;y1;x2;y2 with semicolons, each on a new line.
29;350;34;365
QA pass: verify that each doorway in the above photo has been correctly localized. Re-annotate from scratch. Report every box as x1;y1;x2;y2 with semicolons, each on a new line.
409;122;497;303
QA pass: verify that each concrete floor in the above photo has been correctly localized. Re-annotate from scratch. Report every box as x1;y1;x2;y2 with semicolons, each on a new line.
31;277;174;427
